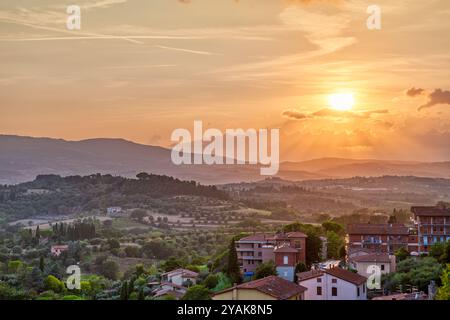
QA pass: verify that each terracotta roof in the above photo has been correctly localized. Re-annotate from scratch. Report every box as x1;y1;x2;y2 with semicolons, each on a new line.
238;234;271;242
350;253;391;263
296;269;324;281
347;223;409;235
161;268;199;278
286;232;307;238
411;206;450;217
273;246;298;253
325;268;367;286
215;276;307;300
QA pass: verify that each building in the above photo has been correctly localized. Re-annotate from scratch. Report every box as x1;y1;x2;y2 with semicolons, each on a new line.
236;232;307;278
152;282;187;300
160;268;199;287
346;223;417;254
297;267;367;300
411;205;450;254
106;207;122;216
349;252;396;278
212;276;307;300
50;245;69;256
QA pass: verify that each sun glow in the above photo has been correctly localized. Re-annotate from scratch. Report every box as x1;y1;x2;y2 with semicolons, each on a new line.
328;93;355;111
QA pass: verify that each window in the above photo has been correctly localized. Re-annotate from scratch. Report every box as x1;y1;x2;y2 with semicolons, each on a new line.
357;287;360;296
317;278;322;283
363;284;366;293
317;287;322;296
283;256;289;265
381;264;385;271
332;287;337;296
332;278;337;284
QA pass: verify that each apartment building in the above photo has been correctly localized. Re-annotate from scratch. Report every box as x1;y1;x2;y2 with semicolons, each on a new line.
411;205;450;254
236;232;307;281
346;223;418;254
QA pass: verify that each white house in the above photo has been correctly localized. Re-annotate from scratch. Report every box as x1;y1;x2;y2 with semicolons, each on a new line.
106;207;122;216
349;253;396;278
297;267;367;300
160;268;199;287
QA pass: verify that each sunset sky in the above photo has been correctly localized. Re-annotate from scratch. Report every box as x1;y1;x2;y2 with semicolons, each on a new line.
0;0;449;161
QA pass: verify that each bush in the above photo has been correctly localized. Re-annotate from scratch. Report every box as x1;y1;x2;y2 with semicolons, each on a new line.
203;274;219;289
44;275;65;293
182;285;211;300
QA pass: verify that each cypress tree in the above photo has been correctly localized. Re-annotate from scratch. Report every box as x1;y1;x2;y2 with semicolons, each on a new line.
39;256;45;272
120;281;128;300
226;238;242;284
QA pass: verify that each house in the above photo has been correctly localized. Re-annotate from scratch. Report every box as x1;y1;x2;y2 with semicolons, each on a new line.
411;205;450;254
273;246;298;282
297;267;367;300
161;268;199;287
349;252;396;278
152;282;187;300
212;276;307;300
346;223;416;254
235;232;307;278
50;245;69;256
106;207;122;216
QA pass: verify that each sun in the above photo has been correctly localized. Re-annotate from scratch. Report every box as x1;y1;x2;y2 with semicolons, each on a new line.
328;93;355;111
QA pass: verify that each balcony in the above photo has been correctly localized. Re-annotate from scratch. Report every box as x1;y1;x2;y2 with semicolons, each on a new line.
362;239;382;244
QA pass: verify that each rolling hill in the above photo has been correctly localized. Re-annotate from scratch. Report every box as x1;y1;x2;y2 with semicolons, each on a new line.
1;135;450;185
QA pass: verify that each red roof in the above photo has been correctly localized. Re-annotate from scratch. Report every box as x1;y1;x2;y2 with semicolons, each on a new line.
297;268;367;286
325;268;367;286
350;253;391;263
296;269;324;281
347;223;409;235
215;276;307;300
411;206;450;217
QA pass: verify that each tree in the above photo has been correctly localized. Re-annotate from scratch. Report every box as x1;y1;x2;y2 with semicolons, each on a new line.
120;281;128;300
443;241;450;263
305;232;322;267
326;231;344;259
436;264;450;300
99;260;119;280
182;285;211;300
253;261;277;280
202;274;219;289
430;242;446;262
226;238;242;284
395;247;410;262
130;209;147;221
294;262;308;283
322;221;344;235
44;275;65;293
383;257;442;292
39;256;45;272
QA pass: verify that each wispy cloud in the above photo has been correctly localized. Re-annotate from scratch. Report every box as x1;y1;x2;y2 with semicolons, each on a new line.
154;45;216;56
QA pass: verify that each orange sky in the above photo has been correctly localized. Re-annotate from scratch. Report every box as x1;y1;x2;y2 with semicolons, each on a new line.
0;0;449;161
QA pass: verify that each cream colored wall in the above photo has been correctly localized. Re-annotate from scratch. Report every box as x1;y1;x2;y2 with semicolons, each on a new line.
213;289;280;300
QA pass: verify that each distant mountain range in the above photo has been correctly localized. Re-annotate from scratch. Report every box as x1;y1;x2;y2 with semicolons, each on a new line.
1;135;450;185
